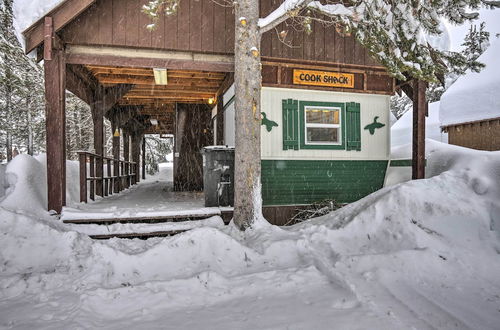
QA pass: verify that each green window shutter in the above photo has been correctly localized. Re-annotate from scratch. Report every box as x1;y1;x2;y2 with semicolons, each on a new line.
346;102;361;151
282;99;299;150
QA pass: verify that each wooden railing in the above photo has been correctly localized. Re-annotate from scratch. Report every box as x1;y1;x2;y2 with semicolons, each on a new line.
78;152;137;203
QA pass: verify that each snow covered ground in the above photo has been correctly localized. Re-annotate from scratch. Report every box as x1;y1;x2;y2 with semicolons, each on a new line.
1;143;500;329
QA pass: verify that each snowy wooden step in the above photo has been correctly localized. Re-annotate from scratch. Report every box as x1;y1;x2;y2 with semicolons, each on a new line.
65;216;225;240
89;230;187;240
62;210;222;225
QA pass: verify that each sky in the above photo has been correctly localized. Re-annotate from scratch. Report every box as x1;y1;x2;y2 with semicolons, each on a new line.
445;8;500;51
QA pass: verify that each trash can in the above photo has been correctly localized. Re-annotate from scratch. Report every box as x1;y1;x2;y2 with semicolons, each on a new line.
202;146;235;207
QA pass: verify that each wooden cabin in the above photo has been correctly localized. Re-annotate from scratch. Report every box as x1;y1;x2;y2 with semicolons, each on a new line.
21;0;427;224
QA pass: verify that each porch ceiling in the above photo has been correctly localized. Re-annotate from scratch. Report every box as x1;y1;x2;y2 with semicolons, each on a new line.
85;65;227;135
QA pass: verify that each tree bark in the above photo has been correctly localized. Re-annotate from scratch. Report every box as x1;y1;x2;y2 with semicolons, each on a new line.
6;132;12;161
233;0;263;230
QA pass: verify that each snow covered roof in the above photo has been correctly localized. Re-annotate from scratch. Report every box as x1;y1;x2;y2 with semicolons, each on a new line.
440;38;500;127
391;102;448;148
12;0;65;44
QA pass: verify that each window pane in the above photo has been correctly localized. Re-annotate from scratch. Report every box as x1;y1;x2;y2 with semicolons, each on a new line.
306;108;339;124
307;127;339;143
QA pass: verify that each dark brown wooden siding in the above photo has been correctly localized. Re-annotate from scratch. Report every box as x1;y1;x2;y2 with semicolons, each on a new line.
60;0;381;68
446;118;500;151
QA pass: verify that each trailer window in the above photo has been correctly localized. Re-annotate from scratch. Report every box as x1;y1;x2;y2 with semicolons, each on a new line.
304;106;341;144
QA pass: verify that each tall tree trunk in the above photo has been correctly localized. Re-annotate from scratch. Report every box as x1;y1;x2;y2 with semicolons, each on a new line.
27;104;33;156
233;0;263;230
74;109;81;150
6;132;12;161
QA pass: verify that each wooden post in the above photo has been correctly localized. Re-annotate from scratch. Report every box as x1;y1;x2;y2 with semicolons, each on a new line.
79;153;87;203
131;132;142;183
91;95;104;197
412;79;427;179
142;137;146;180
89;155;95;201
106;158;112;195
90;85;112;197
44;16;66;213
112;121;121;193
216;97;225;145
123;131;130;188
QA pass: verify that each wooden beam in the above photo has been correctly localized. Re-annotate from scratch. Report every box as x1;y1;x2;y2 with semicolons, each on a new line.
44;22;66;213
412;79;427;180
24;0;96;54
95;75;223;87
86;67;226;79
66;66;95;104
67;53;234;72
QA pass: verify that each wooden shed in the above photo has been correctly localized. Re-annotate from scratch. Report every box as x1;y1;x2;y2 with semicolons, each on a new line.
443;118;500;151
20;0;428;221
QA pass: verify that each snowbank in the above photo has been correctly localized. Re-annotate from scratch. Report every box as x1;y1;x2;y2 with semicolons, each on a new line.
440;38;500;126
391;102;448;147
0;154;82;214
1;145;499;328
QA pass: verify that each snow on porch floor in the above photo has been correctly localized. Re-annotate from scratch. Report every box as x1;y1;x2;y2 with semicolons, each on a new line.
60;164;231;236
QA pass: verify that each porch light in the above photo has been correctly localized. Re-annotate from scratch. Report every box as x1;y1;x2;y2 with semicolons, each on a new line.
150;118;159;126
208;97;216;105
153;68;168;85
113;128;120;137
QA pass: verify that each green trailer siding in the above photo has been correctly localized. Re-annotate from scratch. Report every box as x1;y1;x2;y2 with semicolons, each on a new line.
261;160;388;205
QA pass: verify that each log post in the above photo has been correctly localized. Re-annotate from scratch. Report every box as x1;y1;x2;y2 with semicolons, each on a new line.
112;121;121;193
412;79;427;179
142;137;146;180
44;16;66;213
233;0;263;229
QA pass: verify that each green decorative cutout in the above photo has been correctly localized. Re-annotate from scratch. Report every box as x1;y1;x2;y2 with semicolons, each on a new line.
364;116;385;135
261;112;278;132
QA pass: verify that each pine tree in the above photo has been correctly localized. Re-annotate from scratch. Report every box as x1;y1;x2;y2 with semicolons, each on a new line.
0;0;46;161
145;135;173;175
391;22;491;118
65;92;94;160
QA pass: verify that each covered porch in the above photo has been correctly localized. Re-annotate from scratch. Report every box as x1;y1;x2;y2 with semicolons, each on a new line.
61;163;234;239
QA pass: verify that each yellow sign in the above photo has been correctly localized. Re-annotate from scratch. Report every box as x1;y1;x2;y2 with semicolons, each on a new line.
293;69;355;88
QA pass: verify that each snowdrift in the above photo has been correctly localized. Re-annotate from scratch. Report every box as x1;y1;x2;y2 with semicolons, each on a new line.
1;143;500;329
0;155;82;214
